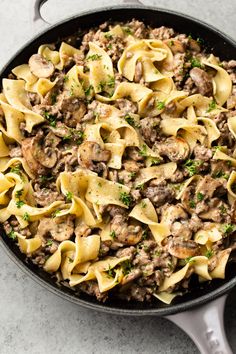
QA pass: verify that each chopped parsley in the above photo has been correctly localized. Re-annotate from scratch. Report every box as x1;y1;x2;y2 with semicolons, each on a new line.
75;130;84;145
97;81;106;92
51;92;58;105
66;192;73;202
142;229;149;240
39;175;54;185
107;75;115;89
10;165;22;176
189;200;196;208
16;200;25;208
169;40;174;46
219;204;227;215
184;159;201;176
190;57;202;68
106;265;116;278
15;189;23;198
51;209;61;218
123;27;133;35
205;249;214;258
156;101;165;110
63;75;69;82
212;170;229;179
184;256;193;264
197;192;204;201
107;43;112;50
23;212;30;221
129;171;137;179
110;230;116;239
139;144;148;157
86;54;102;61
104;33;113;40
206;99;217;113
46;239;53;247
150;157;161;166
7;229;17;240
124;114;135;127
137;183;145;190
141;201;147;208
84;85;93;96
221;223;235;234
122;260;132;275
43;111;57;127
119;192;132;207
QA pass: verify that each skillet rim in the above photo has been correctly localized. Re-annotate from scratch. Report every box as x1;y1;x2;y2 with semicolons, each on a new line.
1;4;236;316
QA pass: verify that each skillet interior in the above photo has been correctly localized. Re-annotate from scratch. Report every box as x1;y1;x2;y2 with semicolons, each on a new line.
1;5;236;316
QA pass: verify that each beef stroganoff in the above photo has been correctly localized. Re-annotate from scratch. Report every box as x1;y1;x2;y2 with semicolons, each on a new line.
1;20;236;303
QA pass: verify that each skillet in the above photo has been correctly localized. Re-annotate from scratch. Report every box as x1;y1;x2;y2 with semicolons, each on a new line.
0;1;236;352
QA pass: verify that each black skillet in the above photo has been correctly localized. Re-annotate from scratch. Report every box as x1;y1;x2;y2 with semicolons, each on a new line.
0;1;236;353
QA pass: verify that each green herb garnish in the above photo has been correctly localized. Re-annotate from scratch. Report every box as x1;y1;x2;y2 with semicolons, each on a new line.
122;260;132;275
51;209;61;218
141;201;147;208
124;114;135;127
106;265;116;278
190;57;202;68
110;230;116;239
123;27;133;35
16;200;25;208
156;101;165;110
43;111;57;127
84;85;93;96
16;189;23;198
86;54;102;61
119;192;132;207
189;200;196;208
207;99;217;113
104;33;113;40
23;212;30;221
139;144;148;157
46;239;53;247
10;165;22;175
221;224;235;234
66;192;73;202
205;249;214;258
8;229;17;240
197;192;204;201
184;159;201;176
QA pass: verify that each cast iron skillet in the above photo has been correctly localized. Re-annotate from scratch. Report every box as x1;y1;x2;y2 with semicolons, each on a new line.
0;1;236;352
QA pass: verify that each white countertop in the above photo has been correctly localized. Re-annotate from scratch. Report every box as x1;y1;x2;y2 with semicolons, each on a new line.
0;1;236;353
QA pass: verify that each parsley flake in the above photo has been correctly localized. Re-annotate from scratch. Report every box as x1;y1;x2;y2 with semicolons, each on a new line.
119;192;132;207
16;200;25;208
207;99;217;113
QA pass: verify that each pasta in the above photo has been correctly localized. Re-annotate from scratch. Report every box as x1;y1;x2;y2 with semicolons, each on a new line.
1;19;235;305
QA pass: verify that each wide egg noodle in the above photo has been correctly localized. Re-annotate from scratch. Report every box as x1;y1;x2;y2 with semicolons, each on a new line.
129;198;170;244
202;55;232;106
86;42;114;95
2;79;45;132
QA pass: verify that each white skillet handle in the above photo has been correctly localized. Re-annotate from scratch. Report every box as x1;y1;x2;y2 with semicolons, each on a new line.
166;295;232;354
32;0;145;26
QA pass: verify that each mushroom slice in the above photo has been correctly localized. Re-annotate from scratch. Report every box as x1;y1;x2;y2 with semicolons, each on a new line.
32;133;58;169
37;216;74;242
166;39;185;54
168;239;200;259
155;137;190;162
78;141;111;169
21;138;45;176
29;54;55;78
161;204;188;225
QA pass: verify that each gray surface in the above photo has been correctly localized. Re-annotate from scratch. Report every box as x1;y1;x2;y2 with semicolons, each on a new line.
0;0;236;353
